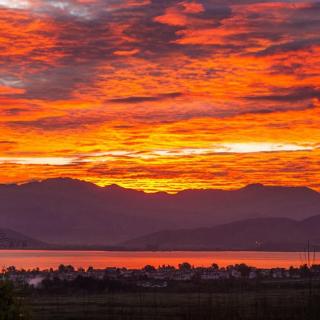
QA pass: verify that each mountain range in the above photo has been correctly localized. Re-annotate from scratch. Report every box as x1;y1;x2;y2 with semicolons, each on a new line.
0;178;320;247
0;228;47;249
121;216;320;251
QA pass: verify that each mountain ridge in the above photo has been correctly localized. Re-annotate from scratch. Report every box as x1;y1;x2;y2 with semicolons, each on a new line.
0;178;320;245
0;228;47;249
2;178;318;196
121;216;320;251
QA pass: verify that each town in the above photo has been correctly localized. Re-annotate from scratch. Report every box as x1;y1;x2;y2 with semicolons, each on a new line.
3;262;320;290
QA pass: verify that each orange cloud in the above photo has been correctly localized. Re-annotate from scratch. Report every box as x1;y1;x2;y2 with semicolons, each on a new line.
0;0;319;192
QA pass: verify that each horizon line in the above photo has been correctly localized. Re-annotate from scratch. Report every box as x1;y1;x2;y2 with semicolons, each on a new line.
0;177;317;195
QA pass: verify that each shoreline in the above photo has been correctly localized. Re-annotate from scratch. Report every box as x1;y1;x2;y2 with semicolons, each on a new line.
0;248;319;252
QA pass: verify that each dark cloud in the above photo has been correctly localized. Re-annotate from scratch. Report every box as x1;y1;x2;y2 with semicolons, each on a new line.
268;63;304;76
255;39;320;57
195;2;232;25
8;114;107;130
108;92;183;103
1;0;320;103
0;1;184;100
244;86;320;103
2;108;30;116
0;140;16;145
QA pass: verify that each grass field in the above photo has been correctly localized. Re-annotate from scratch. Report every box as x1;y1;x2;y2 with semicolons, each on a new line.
25;288;320;320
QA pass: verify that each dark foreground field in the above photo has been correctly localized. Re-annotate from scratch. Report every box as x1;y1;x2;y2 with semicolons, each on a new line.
25;288;320;320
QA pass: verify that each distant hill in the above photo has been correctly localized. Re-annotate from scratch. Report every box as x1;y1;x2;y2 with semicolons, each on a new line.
121;216;320;251
0;178;320;245
0;228;47;249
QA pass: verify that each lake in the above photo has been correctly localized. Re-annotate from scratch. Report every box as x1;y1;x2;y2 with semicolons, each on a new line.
0;250;314;270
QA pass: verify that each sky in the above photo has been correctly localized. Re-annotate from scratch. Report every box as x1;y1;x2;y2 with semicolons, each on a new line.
0;0;319;192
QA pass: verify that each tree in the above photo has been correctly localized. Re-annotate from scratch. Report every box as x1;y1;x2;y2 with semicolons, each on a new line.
143;265;156;272
5;266;16;273
0;281;30;320
211;263;219;270
58;264;75;273
178;262;192;271
235;264;251;277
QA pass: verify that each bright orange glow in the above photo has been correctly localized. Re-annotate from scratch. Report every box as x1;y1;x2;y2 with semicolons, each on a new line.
0;0;319;192
0;250;308;270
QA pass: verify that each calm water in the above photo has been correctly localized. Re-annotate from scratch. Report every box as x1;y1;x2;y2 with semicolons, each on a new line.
0;250;314;270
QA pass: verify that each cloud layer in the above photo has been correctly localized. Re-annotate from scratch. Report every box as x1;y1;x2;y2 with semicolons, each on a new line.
0;0;319;192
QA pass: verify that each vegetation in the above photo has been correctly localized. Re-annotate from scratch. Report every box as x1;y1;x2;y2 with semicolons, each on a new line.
0;281;30;320
4;262;320;319
26;289;320;320
18;275;320;319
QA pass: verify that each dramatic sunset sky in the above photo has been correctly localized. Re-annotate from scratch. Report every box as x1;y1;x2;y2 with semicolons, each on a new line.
0;0;319;192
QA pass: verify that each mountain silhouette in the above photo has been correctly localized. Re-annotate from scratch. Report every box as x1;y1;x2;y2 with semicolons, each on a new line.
0;228;47;249
121;216;320;251
0;178;320;245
